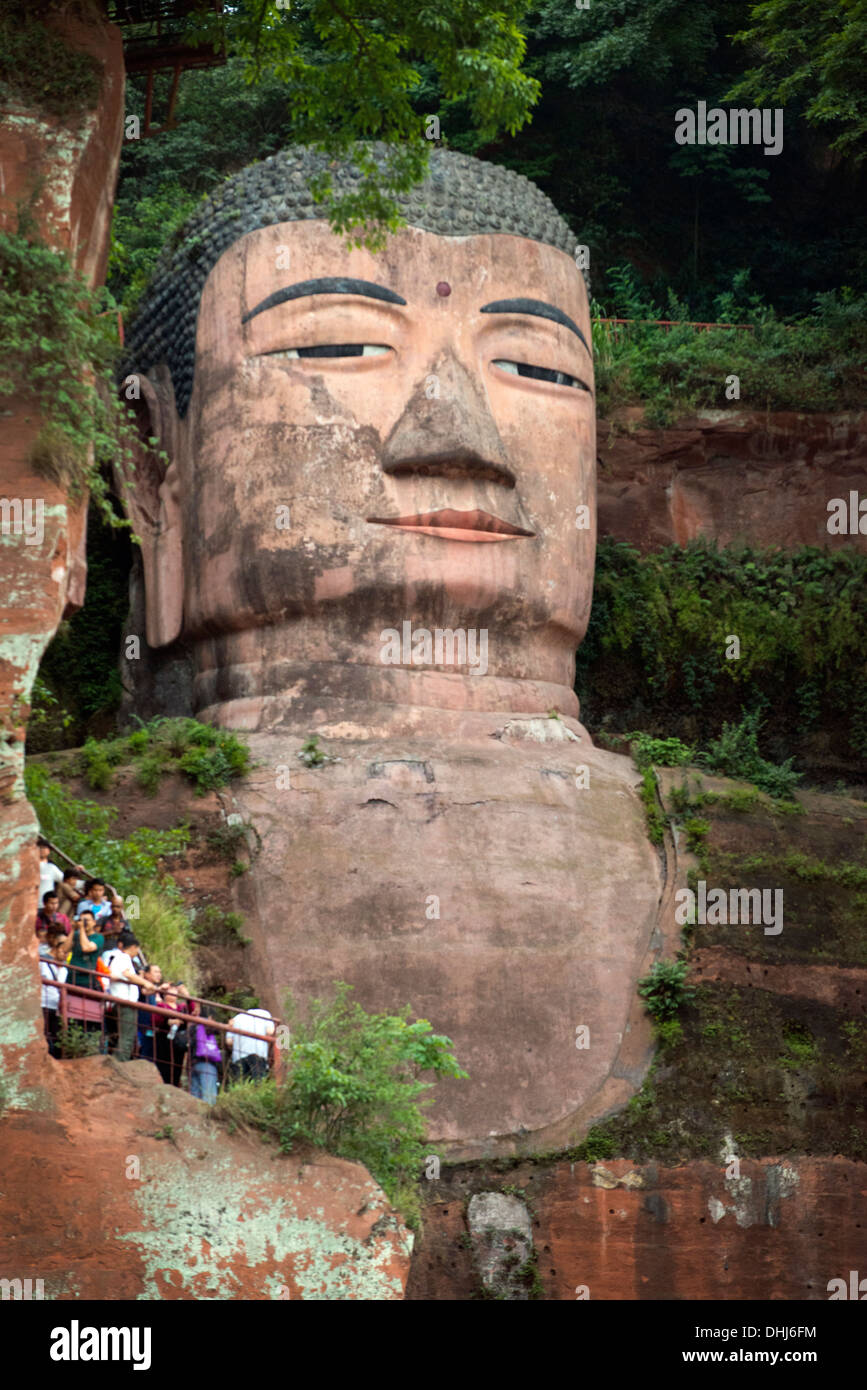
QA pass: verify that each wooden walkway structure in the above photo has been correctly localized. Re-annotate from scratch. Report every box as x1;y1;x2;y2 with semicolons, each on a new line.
107;1;226;136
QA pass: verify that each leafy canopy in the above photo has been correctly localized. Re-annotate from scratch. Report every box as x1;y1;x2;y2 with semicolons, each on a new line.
188;0;540;242
728;0;867;161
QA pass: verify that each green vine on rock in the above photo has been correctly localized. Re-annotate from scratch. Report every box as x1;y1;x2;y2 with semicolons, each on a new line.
0;227;147;527
0;5;102;121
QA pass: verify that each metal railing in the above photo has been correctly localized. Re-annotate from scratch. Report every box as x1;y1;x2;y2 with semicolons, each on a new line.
43;976;283;1099
62;964;263;1025
593;316;757;334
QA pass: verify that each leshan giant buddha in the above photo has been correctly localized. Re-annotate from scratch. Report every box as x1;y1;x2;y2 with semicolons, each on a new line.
120;146;667;1153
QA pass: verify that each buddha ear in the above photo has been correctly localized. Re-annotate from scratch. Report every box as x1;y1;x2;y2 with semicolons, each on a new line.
114;369;184;649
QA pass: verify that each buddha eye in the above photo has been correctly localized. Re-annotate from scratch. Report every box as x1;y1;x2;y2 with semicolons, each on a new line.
492;360;590;391
266;344;391;359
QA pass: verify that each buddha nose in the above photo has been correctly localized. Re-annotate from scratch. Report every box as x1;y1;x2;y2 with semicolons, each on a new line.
380;353;515;487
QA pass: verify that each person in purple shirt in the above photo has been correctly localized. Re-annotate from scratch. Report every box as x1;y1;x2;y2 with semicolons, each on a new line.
190;1005;223;1105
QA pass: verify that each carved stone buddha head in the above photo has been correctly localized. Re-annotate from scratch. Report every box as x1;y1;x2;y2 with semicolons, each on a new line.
121;144;595;724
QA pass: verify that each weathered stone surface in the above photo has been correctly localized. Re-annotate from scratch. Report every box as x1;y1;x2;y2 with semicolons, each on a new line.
0;13;125;285
0;11;124;1112
225;714;671;1154
467;1192;534;1299
0;1054;411;1300
597;410;867;552
408;1157;867;1300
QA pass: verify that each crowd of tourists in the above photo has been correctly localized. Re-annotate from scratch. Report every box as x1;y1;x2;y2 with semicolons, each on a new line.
36;839;275;1105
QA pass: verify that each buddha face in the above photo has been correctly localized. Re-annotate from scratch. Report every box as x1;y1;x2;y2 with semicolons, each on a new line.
134;220;596;695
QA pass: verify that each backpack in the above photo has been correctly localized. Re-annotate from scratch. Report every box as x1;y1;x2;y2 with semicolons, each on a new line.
96;954;113;993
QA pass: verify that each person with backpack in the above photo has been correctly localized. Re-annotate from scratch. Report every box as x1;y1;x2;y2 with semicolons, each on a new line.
108;937;150;1062
190;1005;223;1105
226;1007;275;1081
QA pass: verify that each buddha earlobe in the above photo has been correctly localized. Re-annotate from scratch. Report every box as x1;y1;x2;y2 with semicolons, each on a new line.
114;371;184;649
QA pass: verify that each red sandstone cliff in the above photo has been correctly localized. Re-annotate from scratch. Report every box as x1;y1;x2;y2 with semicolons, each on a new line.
597;408;867;553
0;11;411;1300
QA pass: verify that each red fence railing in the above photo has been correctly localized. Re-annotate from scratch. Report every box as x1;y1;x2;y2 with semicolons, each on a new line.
593;317;757;333
44;976;283;1100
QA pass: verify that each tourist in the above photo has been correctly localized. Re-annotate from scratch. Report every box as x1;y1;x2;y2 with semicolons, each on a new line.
66;911;104;990
153;983;191;1086
108;937;150;1062
104;900;129;935
37;839;64;905
226;1006;275;1082
138;964;163;1062
57;866;86;921
74;879;112;925
35;891;72;941
101;925;139;967
190;1005;223;1105
40;934;69;1058
100;930;133;1052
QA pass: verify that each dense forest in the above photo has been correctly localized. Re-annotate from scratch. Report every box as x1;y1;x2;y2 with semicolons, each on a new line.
109;0;867;318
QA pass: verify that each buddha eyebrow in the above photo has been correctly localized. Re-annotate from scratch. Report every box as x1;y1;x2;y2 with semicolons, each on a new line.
479;298;590;355
242;277;407;324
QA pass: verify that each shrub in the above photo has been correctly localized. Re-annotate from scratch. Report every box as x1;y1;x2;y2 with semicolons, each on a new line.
25;764;189;901
298;735;330;767
80;736;125;791
629;733;695;771
145;717;251;793
572;1125;617;1162
721;786;763;813
0;7;102;118
0;229;140;520
135;885;198;989
684;817;710;853
639;766;665;845
655;1018;684;1048
595;270;867;422
699;710;802;800
68;719;251;795
136;754;164;795
575;539;867;779
206;822;251;861
57;1024;101;1059
191;907;250;948
638;960;695;1020
215;983;467;1215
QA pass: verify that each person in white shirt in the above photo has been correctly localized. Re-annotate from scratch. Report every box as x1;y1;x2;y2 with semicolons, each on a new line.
226;1007;275;1081
37;840;64;907
40;935;68;1057
108;938;150;1062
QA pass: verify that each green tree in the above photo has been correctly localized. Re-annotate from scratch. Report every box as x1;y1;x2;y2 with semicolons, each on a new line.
217;982;467;1218
187;0;540;240
728;0;867;161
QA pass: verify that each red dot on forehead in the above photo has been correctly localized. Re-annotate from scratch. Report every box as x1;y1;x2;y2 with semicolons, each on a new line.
436;281;451;297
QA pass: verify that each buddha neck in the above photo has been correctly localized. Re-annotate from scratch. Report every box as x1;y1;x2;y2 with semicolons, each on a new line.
189;622;581;730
